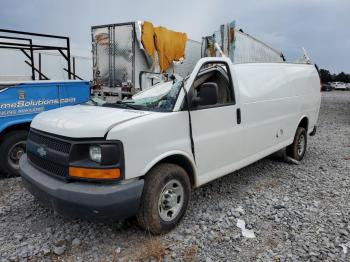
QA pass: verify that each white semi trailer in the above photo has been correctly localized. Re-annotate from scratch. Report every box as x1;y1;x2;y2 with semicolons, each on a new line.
91;21;285;102
91;22;202;102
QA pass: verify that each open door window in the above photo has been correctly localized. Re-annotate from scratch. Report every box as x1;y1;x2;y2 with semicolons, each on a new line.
189;62;235;110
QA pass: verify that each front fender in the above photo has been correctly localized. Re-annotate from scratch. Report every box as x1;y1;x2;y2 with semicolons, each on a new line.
0;118;32;134
140;150;197;185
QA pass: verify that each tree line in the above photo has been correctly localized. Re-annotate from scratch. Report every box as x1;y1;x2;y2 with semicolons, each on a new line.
319;69;350;83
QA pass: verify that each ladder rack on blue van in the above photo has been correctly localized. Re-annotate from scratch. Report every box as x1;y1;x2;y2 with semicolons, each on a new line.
0;29;73;81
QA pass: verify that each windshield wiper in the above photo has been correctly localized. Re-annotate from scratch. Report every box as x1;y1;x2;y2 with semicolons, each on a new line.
102;101;145;110
87;98;98;106
119;101;147;110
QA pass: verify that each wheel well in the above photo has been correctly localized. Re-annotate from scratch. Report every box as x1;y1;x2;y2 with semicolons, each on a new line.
158;155;196;187
0;123;30;140
298;117;309;131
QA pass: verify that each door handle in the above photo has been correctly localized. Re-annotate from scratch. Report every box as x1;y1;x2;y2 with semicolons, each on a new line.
236;108;241;124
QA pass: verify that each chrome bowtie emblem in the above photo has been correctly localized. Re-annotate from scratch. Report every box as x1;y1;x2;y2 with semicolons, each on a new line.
37;146;47;157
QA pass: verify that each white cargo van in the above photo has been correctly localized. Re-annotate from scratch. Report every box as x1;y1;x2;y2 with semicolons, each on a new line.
20;57;321;234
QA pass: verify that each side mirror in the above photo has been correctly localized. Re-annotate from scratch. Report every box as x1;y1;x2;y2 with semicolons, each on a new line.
192;82;218;107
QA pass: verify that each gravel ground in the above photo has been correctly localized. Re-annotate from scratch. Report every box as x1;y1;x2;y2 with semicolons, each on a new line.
0;91;349;261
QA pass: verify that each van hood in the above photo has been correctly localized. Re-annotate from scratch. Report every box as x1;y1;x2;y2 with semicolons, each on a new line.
31;105;152;138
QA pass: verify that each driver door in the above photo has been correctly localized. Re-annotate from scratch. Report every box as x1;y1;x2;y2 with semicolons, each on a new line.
189;61;244;183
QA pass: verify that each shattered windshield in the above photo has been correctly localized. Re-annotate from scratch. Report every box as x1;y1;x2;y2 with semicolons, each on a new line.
121;79;184;112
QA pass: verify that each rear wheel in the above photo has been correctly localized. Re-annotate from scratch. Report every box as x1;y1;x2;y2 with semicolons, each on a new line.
0;130;28;176
286;127;307;161
137;163;191;234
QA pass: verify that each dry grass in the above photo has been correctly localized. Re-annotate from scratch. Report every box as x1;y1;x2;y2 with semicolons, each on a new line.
125;237;167;261
249;237;280;261
265;238;279;249
110;249;119;262
46;236;168;262
254;180;278;192
213;231;227;244
183;245;198;262
50;256;77;262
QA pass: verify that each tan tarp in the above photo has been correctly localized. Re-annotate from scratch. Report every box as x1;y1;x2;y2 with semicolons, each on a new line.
141;21;187;72
141;21;156;59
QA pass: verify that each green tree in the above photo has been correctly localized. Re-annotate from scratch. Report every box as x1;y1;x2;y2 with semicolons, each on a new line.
336;72;350;83
319;69;350;83
319;69;333;83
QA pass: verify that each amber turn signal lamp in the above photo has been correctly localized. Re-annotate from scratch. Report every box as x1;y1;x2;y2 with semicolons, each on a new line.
69;167;121;180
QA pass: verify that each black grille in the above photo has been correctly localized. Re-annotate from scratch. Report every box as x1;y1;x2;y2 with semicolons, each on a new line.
27;129;71;178
27;151;67;177
28;130;71;154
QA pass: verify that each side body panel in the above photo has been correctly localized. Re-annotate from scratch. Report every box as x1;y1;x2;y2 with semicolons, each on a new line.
283;64;321;134
233;63;298;158
233;62;320;155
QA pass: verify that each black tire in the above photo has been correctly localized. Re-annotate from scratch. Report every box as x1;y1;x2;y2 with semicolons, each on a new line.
137;163;191;234
286;127;307;161
0;130;28;176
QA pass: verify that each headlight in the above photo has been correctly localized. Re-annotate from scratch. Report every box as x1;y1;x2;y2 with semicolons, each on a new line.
89;145;102;163
69;142;123;181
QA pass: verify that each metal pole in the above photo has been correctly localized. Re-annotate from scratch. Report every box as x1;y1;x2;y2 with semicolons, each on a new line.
112;26;115;87
108;27;112;87
0;28;68;39
39;53;42;80
73;56;76;80
29;39;35;80
66;38;72;79
24;60;49;80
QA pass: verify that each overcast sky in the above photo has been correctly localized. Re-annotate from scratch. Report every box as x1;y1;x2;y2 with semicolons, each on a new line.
1;0;349;76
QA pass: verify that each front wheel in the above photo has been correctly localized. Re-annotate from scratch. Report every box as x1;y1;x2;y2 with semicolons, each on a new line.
137;163;191;234
0;130;28;176
286;127;307;161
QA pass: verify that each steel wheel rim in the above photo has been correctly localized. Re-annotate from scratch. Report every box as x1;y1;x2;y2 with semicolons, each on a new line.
7;141;26;170
297;134;305;156
158;179;184;222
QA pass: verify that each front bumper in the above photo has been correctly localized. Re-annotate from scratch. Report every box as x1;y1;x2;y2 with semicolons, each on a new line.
20;155;144;221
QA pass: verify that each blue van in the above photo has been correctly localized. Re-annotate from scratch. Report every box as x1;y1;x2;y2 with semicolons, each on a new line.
0;80;90;175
